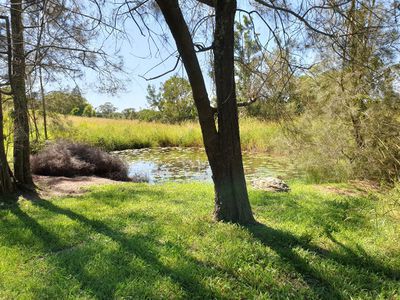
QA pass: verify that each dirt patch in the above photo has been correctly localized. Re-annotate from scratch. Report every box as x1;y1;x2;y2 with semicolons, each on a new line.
33;175;122;197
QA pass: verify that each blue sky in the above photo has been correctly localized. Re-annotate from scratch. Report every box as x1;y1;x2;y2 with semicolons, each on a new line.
77;23;179;111
62;1;248;111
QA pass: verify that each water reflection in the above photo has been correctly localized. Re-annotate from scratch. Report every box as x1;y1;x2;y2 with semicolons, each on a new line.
114;147;302;184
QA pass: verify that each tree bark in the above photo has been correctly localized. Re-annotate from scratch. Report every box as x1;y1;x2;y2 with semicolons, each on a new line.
155;0;255;224
0;92;15;196
39;66;48;140
27;74;40;142
10;0;33;186
212;0;255;223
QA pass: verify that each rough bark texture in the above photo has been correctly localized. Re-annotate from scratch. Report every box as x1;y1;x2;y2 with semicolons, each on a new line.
0;92;15;196
10;0;33;185
155;0;255;224
212;0;255;224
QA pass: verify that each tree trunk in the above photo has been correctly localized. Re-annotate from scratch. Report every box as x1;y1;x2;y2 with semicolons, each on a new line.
155;0;255;224
351;113;364;148
39;66;48;140
347;0;365;150
0;92;15;196
10;0;33;186
212;0;254;223
27;75;40;142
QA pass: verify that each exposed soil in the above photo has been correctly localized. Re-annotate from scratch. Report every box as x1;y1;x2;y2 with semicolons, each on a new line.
33;175;122;197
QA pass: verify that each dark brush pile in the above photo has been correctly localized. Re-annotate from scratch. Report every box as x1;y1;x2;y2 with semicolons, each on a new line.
31;141;131;181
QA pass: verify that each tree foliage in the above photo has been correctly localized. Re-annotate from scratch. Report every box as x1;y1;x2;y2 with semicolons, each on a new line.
45;88;89;116
147;75;197;123
96;102;118;118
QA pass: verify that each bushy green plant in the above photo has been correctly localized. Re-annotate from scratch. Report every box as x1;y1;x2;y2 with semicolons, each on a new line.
285;70;400;183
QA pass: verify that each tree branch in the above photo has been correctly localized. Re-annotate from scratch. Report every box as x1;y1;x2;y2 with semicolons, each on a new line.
196;0;215;8
237;97;260;107
253;0;334;37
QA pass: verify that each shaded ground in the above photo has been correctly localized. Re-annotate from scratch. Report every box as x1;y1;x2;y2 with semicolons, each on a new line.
33;175;121;197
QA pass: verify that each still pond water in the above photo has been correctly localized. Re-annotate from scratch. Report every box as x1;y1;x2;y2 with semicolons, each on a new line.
114;147;302;184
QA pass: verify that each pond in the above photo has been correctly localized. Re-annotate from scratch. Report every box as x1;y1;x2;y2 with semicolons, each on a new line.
114;147;302;184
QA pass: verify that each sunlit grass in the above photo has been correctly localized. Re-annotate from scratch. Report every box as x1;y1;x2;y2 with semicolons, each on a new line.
0;182;399;299
50;116;281;152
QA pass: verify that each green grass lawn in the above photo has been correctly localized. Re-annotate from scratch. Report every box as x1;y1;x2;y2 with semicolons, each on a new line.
0;182;399;299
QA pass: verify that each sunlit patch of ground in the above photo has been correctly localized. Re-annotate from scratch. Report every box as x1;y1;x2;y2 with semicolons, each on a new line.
33;175;121;197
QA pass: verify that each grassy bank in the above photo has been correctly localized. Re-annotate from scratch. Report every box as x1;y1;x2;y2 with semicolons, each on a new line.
0;182;399;299
51;116;281;151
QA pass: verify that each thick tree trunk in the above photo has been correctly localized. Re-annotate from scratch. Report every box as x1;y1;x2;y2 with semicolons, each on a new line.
156;0;255;224
0;92;15;196
10;0;33;186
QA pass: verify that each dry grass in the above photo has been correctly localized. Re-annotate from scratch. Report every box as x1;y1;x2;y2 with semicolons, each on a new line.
50;116;282;152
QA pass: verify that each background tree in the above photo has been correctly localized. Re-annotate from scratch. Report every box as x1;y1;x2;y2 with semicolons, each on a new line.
135;109;161;122
96;102;117;118
234;16;298;120
82;104;96;117
146;84;161;111
146;75;197;123
121;108;136;120
45;88;89;116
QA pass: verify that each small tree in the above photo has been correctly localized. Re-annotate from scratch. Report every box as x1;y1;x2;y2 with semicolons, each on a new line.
155;76;197;123
96;102;117;118
45;89;89;115
121;108;136;120
146;84;161;111
82;104;96;117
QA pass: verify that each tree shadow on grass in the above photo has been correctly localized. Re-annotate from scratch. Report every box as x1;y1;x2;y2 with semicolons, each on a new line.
4;187;399;299
247;222;400;300
8;191;228;300
248;188;400;299
247;223;344;299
